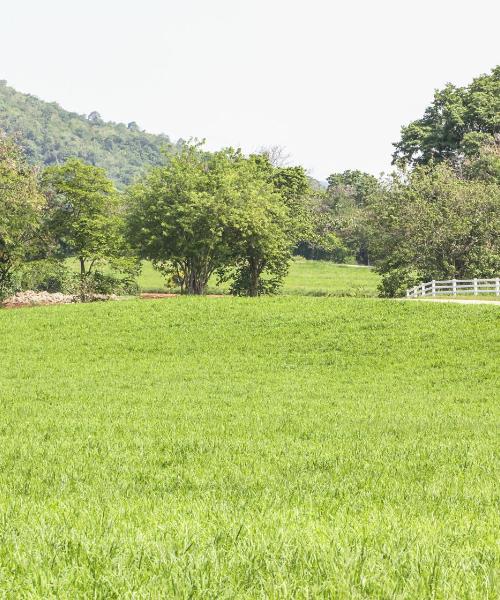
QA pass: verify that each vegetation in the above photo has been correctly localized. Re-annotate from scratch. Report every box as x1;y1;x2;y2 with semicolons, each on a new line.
1;67;498;299
0;61;498;599
371;163;500;296
128;146;311;296
42;159;138;299
137;258;380;297
0;135;44;299
0;81;179;187
393;65;500;167
0;298;498;597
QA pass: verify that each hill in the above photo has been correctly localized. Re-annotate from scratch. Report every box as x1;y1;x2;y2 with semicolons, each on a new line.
0;82;328;191
0;81;180;187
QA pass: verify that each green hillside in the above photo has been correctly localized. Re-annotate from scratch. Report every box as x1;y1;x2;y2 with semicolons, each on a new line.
0;81;180;187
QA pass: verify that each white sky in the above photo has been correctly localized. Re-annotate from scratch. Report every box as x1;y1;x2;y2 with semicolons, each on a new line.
1;0;499;179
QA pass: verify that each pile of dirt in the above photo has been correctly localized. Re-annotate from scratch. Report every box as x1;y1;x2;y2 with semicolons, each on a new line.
2;291;118;308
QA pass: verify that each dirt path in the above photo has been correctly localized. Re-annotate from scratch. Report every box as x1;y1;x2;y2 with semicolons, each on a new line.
140;293;226;299
412;298;500;306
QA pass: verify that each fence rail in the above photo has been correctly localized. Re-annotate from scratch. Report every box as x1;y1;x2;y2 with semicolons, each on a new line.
406;278;500;298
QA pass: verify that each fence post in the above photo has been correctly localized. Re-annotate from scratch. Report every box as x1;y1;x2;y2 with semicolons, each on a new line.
431;280;436;297
452;279;457;296
414;286;418;298
406;289;409;298
422;282;426;297
496;278;500;297
473;278;478;296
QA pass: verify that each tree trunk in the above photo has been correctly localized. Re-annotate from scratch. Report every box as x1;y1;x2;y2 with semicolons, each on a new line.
184;266;207;295
79;257;86;277
248;258;262;297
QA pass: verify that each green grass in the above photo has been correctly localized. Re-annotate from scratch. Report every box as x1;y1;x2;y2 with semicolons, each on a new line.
139;258;380;297
0;297;498;598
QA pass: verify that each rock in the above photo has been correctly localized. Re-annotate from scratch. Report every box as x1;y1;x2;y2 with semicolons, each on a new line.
2;291;119;307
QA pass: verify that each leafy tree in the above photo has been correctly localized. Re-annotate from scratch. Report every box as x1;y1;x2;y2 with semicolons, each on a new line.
222;160;298;297
370;163;500;296
463;140;500;184
42;159;133;297
393;66;500;167
128;145;242;295
129;146;307;296
0;136;44;298
319;170;381;264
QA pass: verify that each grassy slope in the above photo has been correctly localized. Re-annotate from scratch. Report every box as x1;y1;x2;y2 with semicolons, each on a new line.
0;297;498;598
139;259;381;296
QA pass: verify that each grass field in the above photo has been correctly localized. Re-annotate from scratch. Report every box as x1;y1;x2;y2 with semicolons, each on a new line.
138;259;380;297
0;297;498;598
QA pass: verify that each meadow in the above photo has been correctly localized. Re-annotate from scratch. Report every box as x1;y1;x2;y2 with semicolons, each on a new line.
138;259;380;297
0;296;498;598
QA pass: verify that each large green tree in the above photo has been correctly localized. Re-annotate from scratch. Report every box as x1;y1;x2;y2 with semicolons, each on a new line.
371;163;500;296
129;146;306;296
393;66;500;167
0;136;44;298
222;159;299;297
128;146;240;295
42;159;130;290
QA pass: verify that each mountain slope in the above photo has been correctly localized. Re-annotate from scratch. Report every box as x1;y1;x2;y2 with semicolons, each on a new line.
0;81;179;187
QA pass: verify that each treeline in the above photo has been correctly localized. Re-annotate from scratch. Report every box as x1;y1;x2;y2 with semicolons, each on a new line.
0;66;499;299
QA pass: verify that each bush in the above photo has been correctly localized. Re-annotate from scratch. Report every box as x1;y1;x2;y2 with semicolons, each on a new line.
378;268;422;298
17;260;75;294
78;271;139;299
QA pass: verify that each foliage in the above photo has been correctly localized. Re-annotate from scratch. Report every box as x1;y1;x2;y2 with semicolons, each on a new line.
129;145;239;295
0;298;498;597
226;158;311;296
393;65;500;166
463;140;500;183
17;259;75;294
299;170;382;265
42;158;137;299
0;81;180;188
371;163;500;296
129;146;307;296
0;135;44;299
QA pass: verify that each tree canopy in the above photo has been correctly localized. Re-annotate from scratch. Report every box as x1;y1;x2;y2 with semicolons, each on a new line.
393;66;500;166
371;163;500;296
128;145;309;295
0;135;44;297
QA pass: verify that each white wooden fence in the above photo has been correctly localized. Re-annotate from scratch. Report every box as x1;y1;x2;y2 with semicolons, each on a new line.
406;278;500;298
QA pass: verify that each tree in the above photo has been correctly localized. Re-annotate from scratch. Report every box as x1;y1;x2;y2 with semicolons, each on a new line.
129;145;307;296
128;145;242;295
42;159;130;295
222;159;298;297
370;163;500;296
0;136;44;298
393;65;500;167
321;170;380;265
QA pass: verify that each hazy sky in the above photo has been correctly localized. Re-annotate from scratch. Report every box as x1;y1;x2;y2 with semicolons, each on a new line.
1;0;498;179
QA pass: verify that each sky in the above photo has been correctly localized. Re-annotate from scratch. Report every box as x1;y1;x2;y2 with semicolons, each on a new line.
1;0;499;180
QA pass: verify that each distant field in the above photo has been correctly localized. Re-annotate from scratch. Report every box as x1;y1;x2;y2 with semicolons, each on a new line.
139;258;381;296
0;297;498;597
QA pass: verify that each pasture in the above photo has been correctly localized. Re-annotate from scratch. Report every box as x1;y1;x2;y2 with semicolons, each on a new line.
0;297;498;598
138;259;380;297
